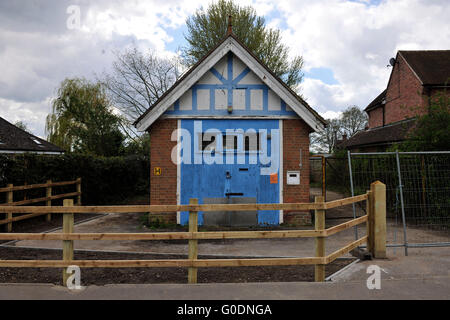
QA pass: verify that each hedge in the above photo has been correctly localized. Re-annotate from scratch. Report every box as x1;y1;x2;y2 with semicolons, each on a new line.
0;153;149;205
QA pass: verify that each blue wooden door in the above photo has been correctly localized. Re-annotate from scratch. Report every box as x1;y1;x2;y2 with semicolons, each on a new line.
180;119;279;225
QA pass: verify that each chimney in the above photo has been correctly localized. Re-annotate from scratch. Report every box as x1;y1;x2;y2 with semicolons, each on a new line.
342;134;348;141
227;15;233;35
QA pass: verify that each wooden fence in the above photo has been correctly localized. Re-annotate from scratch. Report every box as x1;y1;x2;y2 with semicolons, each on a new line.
0;181;386;285
0;178;81;232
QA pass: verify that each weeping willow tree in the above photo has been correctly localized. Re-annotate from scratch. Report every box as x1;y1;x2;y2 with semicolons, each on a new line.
182;0;304;90
46;78;125;157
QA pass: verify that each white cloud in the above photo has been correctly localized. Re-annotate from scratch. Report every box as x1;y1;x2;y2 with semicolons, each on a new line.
0;97;51;138
320;110;342;120
272;0;450;113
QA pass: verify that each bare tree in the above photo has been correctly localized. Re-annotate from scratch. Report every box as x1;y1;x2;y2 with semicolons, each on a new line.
310;118;342;154
102;48;182;124
340;105;368;137
310;106;368;153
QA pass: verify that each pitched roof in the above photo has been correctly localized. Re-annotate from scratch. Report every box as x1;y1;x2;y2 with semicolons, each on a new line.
134;33;326;132
400;50;450;86
339;119;416;149
0;117;64;154
364;89;387;112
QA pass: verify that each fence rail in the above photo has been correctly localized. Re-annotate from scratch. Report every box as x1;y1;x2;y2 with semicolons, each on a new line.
0;178;81;231
0;181;386;286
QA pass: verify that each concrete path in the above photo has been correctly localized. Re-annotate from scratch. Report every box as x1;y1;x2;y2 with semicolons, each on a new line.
0;277;448;300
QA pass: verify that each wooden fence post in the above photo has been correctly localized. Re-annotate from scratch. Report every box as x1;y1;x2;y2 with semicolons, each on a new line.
314;195;325;282
62;199;74;286
76;178;81;206
6;184;13;232
370;181;386;258
188;198;198;284
46;180;52;222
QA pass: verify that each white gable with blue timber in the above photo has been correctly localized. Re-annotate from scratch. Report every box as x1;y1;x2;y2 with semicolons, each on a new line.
165;52;296;117
135;36;325;132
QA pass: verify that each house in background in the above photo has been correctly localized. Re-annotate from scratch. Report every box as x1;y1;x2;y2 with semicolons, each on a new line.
134;29;326;227
340;50;450;152
0;117;64;155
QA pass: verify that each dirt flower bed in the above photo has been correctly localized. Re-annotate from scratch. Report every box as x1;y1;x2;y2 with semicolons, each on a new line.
0;247;354;285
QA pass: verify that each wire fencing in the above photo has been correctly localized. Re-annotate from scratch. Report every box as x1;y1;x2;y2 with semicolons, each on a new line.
348;151;450;255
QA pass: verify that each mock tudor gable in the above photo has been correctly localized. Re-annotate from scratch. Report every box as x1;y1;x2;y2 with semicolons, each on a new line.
135;33;324;227
134;34;325;132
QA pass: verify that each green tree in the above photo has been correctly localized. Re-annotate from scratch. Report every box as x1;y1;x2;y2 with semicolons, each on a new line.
182;0;304;89
45;78;125;157
397;92;450;151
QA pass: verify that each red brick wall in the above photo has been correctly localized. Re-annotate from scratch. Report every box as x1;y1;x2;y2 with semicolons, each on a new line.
385;54;427;124
282;119;312;225
368;107;383;128
148;119;177;223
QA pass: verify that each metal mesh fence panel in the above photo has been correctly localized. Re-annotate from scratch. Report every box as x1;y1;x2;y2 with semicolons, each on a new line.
349;151;450;251
398;153;450;245
349;153;405;248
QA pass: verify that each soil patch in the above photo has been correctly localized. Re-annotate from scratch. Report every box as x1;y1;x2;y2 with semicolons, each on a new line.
0;246;354;285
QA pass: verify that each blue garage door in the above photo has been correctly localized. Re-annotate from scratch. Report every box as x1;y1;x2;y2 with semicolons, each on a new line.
180;119;280;226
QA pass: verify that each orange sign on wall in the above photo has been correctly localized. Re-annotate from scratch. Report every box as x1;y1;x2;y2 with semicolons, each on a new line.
270;173;278;184
154;167;162;176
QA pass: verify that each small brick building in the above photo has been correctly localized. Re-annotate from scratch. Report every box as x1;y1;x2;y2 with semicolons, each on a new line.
341;50;450;152
134;32;325;226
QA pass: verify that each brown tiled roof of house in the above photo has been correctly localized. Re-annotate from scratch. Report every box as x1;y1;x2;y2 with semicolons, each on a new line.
400;50;450;86
0;117;64;153
339;119;416;149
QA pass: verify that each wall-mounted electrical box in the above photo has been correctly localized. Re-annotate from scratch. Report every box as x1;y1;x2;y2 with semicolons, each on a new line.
287;171;300;185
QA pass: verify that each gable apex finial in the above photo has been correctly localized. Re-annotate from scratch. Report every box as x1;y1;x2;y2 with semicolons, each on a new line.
227;15;232;35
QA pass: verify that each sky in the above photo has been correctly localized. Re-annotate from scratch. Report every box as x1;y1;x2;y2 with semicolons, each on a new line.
0;0;449;138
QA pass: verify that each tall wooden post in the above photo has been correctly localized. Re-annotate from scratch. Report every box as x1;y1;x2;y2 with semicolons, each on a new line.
314;196;326;282
188;198;198;284
46;180;52;222
6;184;13;232
62;199;74;286
370;181;386;258
76;178;81;206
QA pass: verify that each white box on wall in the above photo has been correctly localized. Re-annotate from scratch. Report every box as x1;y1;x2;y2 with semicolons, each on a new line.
287;171;300;185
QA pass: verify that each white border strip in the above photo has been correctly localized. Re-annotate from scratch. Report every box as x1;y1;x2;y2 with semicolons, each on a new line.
279;119;283;224
176;119;181;225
